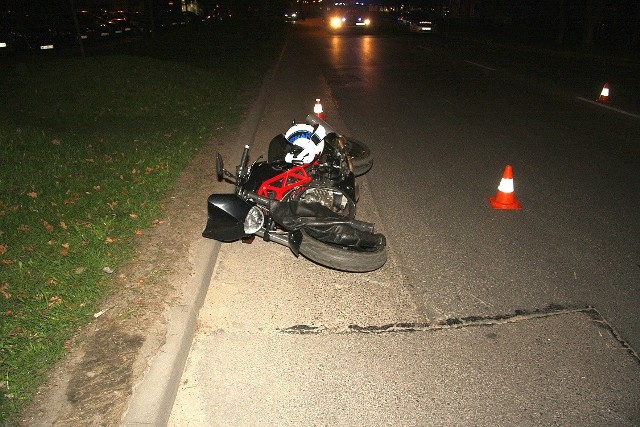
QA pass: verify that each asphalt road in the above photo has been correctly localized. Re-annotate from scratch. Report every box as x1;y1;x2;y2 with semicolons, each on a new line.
124;19;640;426
313;22;640;349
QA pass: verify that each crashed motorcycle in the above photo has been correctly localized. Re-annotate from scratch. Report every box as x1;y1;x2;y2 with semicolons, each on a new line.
202;114;387;272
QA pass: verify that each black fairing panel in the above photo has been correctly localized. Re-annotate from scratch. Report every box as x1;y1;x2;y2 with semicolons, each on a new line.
244;161;291;192
270;200;385;249
202;194;252;242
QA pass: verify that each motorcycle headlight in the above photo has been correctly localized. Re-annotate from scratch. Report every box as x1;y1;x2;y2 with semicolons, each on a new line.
244;206;265;234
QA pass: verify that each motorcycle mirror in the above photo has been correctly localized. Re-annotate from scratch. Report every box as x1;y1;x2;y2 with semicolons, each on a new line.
215;153;224;181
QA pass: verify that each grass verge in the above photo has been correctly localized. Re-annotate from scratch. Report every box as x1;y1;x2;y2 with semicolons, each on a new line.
0;20;287;422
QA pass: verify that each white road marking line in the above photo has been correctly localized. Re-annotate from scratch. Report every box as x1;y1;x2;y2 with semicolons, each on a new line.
464;60;496;71
576;97;640;119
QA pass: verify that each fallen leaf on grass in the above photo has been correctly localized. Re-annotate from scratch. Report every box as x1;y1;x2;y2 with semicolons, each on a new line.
42;220;54;232
60;243;70;256
27;192;38;199
8;327;22;337
0;244;7;255
133;229;143;235
105;236;117;244
52;139;61;145
63;193;80;205
48;296;63;307
0;283;10;299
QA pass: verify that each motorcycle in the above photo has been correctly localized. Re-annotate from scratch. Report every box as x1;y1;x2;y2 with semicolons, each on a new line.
202;114;387;272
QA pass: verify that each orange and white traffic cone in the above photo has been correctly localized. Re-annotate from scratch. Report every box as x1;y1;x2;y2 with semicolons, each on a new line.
597;83;610;103
488;165;522;210
314;98;326;121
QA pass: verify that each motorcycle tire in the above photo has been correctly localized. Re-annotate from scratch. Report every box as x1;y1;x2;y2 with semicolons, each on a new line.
343;137;373;177
298;229;387;272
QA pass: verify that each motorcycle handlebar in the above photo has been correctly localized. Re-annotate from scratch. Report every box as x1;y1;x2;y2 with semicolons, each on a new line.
239;145;250;174
241;190;271;208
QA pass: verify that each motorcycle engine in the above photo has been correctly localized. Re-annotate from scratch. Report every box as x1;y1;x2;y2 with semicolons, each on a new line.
293;186;355;218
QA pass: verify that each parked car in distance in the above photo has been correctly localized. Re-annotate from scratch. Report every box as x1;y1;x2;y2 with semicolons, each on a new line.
156;9;186;30
284;10;304;22
100;11;136;37
1;13;62;52
0;21;23;53
53;11;113;44
119;11;152;34
399;10;438;33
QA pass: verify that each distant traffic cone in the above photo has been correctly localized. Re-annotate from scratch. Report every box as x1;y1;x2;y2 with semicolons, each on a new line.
314;98;326;121
597;83;610;103
488;165;522;210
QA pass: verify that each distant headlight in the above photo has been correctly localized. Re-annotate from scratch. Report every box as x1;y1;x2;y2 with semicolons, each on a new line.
364;18;371;25
330;16;344;28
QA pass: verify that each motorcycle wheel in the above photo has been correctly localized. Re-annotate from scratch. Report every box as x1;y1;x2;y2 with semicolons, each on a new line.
343;137;373;177
298;229;387;272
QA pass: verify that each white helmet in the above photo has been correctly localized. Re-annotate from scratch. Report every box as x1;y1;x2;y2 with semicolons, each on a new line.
284;123;327;164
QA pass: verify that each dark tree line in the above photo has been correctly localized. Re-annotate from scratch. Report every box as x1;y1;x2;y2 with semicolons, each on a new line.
458;0;640;49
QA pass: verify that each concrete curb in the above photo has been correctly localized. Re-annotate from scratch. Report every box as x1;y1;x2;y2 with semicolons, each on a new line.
121;239;220;426
121;37;291;426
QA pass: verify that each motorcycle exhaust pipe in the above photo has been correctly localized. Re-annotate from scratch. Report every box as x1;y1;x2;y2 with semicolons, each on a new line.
254;229;289;246
254;229;303;258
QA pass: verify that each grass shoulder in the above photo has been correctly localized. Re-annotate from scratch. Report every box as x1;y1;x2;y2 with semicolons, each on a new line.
0;20;287;422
